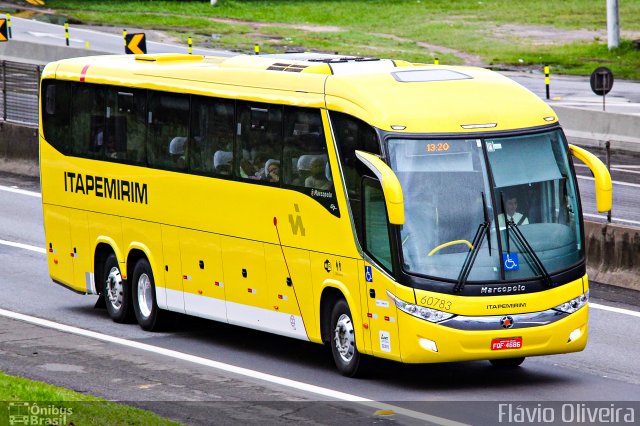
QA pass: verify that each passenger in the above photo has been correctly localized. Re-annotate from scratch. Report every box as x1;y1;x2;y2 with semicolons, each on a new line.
169;136;187;168
213;150;233;175
264;159;280;183
498;192;529;229
305;157;331;190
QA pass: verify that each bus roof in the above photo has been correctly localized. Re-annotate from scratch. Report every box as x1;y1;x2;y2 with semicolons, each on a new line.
43;53;558;134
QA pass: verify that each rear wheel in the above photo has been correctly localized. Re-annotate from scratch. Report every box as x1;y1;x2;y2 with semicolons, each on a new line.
132;258;162;331
330;299;362;377
103;254;133;323
490;357;526;368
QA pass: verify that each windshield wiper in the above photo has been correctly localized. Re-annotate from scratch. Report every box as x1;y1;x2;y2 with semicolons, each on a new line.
499;192;553;287
454;192;491;293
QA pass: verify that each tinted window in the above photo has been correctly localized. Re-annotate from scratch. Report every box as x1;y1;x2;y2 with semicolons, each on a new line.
190;97;235;176
42;80;72;154
147;92;190;171
236;102;282;183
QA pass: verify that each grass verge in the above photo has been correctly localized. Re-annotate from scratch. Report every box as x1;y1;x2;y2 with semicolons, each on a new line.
23;0;640;79
0;371;179;425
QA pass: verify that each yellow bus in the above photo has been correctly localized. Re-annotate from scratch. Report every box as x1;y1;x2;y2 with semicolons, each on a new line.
39;53;611;376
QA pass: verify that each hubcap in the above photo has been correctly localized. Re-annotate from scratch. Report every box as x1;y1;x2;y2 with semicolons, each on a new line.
333;313;355;363
106;267;123;311
137;273;153;319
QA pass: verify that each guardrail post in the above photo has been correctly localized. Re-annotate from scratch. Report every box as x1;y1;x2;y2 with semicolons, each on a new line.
2;60;6;122
544;65;550;100
605;140;612;223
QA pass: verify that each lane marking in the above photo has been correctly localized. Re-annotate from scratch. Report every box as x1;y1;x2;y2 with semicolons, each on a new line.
591;303;640;318
0;184;41;198
583;213;640;226
575;163;640;175
577;175;640;188
0;239;45;254
0;307;466;426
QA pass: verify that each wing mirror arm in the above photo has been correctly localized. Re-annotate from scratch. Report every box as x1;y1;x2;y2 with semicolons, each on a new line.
355;150;404;225
569;144;612;213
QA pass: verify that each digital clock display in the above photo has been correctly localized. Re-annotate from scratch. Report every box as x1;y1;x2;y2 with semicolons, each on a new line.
426;142;450;153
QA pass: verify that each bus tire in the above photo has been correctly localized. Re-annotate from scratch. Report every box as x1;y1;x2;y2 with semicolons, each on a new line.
330;299;362;377
490;357;525;368
132;258;162;331
103;254;133;323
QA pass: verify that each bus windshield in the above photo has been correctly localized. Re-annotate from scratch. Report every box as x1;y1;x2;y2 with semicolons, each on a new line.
387;129;583;283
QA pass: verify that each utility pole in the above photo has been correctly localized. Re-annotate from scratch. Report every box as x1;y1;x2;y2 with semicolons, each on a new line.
607;0;620;50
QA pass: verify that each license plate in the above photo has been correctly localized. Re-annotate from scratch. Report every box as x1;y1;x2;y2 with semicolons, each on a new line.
491;337;522;350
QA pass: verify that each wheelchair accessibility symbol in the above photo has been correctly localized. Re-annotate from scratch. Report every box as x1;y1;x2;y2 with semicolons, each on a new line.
365;266;373;282
502;253;519;271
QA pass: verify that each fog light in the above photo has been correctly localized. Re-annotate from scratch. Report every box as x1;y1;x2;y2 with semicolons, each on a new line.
419;338;438;352
568;327;582;343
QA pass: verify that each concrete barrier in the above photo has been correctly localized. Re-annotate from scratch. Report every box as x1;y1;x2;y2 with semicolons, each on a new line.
584;221;640;291
0;40;107;65
553;106;640;154
0;121;39;177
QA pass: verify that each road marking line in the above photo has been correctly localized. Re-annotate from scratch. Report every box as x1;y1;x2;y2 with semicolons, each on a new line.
583;213;640;226
0;184;41;198
577;175;640;188
590;303;640;318
0;307;466;426
575;163;640;175
0;239;46;253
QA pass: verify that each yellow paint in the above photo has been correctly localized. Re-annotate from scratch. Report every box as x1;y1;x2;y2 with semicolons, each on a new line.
569;144;612;212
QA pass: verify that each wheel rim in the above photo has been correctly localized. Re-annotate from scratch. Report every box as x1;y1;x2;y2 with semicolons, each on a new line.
106;267;123;311
137;273;153;319
333;313;355;363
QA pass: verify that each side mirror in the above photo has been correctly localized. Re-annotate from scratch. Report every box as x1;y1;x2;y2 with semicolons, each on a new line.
569;144;612;213
355;150;404;225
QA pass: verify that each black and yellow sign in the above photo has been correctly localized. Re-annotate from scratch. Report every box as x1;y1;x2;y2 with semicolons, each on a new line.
0;19;7;42
125;33;147;54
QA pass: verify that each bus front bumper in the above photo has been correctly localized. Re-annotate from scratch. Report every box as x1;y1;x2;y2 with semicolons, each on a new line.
397;305;588;363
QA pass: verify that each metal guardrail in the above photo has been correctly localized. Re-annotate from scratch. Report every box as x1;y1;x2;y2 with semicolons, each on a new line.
0;60;43;127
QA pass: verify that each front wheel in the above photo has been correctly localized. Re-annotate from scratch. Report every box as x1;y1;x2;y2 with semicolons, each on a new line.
103;254;133;323
330;299;362;377
490;357;525;368
132;258;162;331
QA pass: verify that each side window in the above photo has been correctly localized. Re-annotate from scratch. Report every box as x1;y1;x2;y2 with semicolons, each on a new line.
282;107;332;190
190;96;235;176
331;111;380;242
42;80;72;154
147;91;190;171
103;88;147;165
331;111;380;199
363;178;393;272
236;102;282;183
69;83;105;157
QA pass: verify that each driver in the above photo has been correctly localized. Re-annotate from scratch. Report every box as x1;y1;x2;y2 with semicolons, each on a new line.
498;193;529;229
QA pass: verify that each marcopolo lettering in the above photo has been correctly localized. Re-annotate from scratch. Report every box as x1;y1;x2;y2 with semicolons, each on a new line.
64;171;148;204
481;284;526;295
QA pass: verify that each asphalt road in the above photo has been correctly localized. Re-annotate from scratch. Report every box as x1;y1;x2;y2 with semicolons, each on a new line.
0;173;639;425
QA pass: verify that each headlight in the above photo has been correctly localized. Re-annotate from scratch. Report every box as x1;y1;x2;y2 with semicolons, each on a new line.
553;291;589;314
386;290;454;323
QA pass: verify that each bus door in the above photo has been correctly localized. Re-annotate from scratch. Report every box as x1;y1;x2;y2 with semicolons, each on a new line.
360;178;401;360
179;229;227;322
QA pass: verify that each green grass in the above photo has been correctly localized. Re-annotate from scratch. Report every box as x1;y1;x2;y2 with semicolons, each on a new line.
0;371;179;425
26;1;640;78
